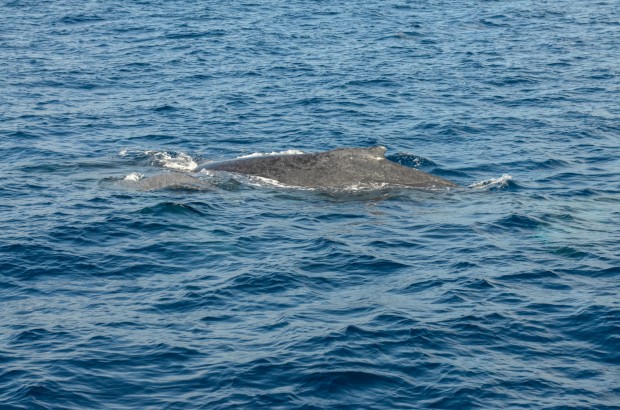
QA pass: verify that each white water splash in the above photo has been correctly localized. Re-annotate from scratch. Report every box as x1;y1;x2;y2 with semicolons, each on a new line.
469;174;513;189
145;151;198;171
337;182;390;192
118;149;199;171
123;172;144;181
236;149;305;159
246;175;315;190
246;176;396;192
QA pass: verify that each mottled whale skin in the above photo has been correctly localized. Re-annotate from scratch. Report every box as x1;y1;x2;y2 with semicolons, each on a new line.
198;146;457;189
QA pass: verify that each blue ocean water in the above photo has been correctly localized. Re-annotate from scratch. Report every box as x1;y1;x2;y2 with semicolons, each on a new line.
1;0;620;408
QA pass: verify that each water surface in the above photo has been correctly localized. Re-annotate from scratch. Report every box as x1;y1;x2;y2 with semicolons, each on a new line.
1;1;619;408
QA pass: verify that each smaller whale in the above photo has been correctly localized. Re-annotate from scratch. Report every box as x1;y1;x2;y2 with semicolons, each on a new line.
121;173;214;191
197;146;457;189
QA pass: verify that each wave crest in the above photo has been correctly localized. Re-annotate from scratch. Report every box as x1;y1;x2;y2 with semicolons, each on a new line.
469;174;514;189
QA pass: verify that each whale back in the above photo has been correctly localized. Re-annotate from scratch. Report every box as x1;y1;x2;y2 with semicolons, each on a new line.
325;146;387;159
199;146;457;189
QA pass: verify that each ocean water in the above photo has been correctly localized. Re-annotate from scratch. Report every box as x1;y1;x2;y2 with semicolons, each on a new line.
1;0;619;408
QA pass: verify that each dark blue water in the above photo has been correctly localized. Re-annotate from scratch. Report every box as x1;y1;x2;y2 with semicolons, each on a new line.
2;1;620;408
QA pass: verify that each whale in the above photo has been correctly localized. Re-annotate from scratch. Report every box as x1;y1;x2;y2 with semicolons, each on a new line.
196;146;457;189
119;172;214;191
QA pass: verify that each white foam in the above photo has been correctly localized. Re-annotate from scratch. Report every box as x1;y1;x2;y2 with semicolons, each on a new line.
145;151;198;171
236;149;305;159
246;176;395;192
246;175;314;190
469;174;513;189
123;172;144;181
338;182;389;192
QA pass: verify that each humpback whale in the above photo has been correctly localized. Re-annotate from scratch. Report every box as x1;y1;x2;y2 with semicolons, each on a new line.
197;146;457;189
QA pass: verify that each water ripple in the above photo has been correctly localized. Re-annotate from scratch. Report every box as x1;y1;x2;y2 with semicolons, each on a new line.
2;0;620;408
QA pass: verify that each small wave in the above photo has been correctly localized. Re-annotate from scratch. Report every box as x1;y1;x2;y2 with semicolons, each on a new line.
492;214;549;233
152;105;179;113
236;150;305;159
59;14;104;24
469;174;513;189
386;153;437;169
138;202;205;216
432;168;470;179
